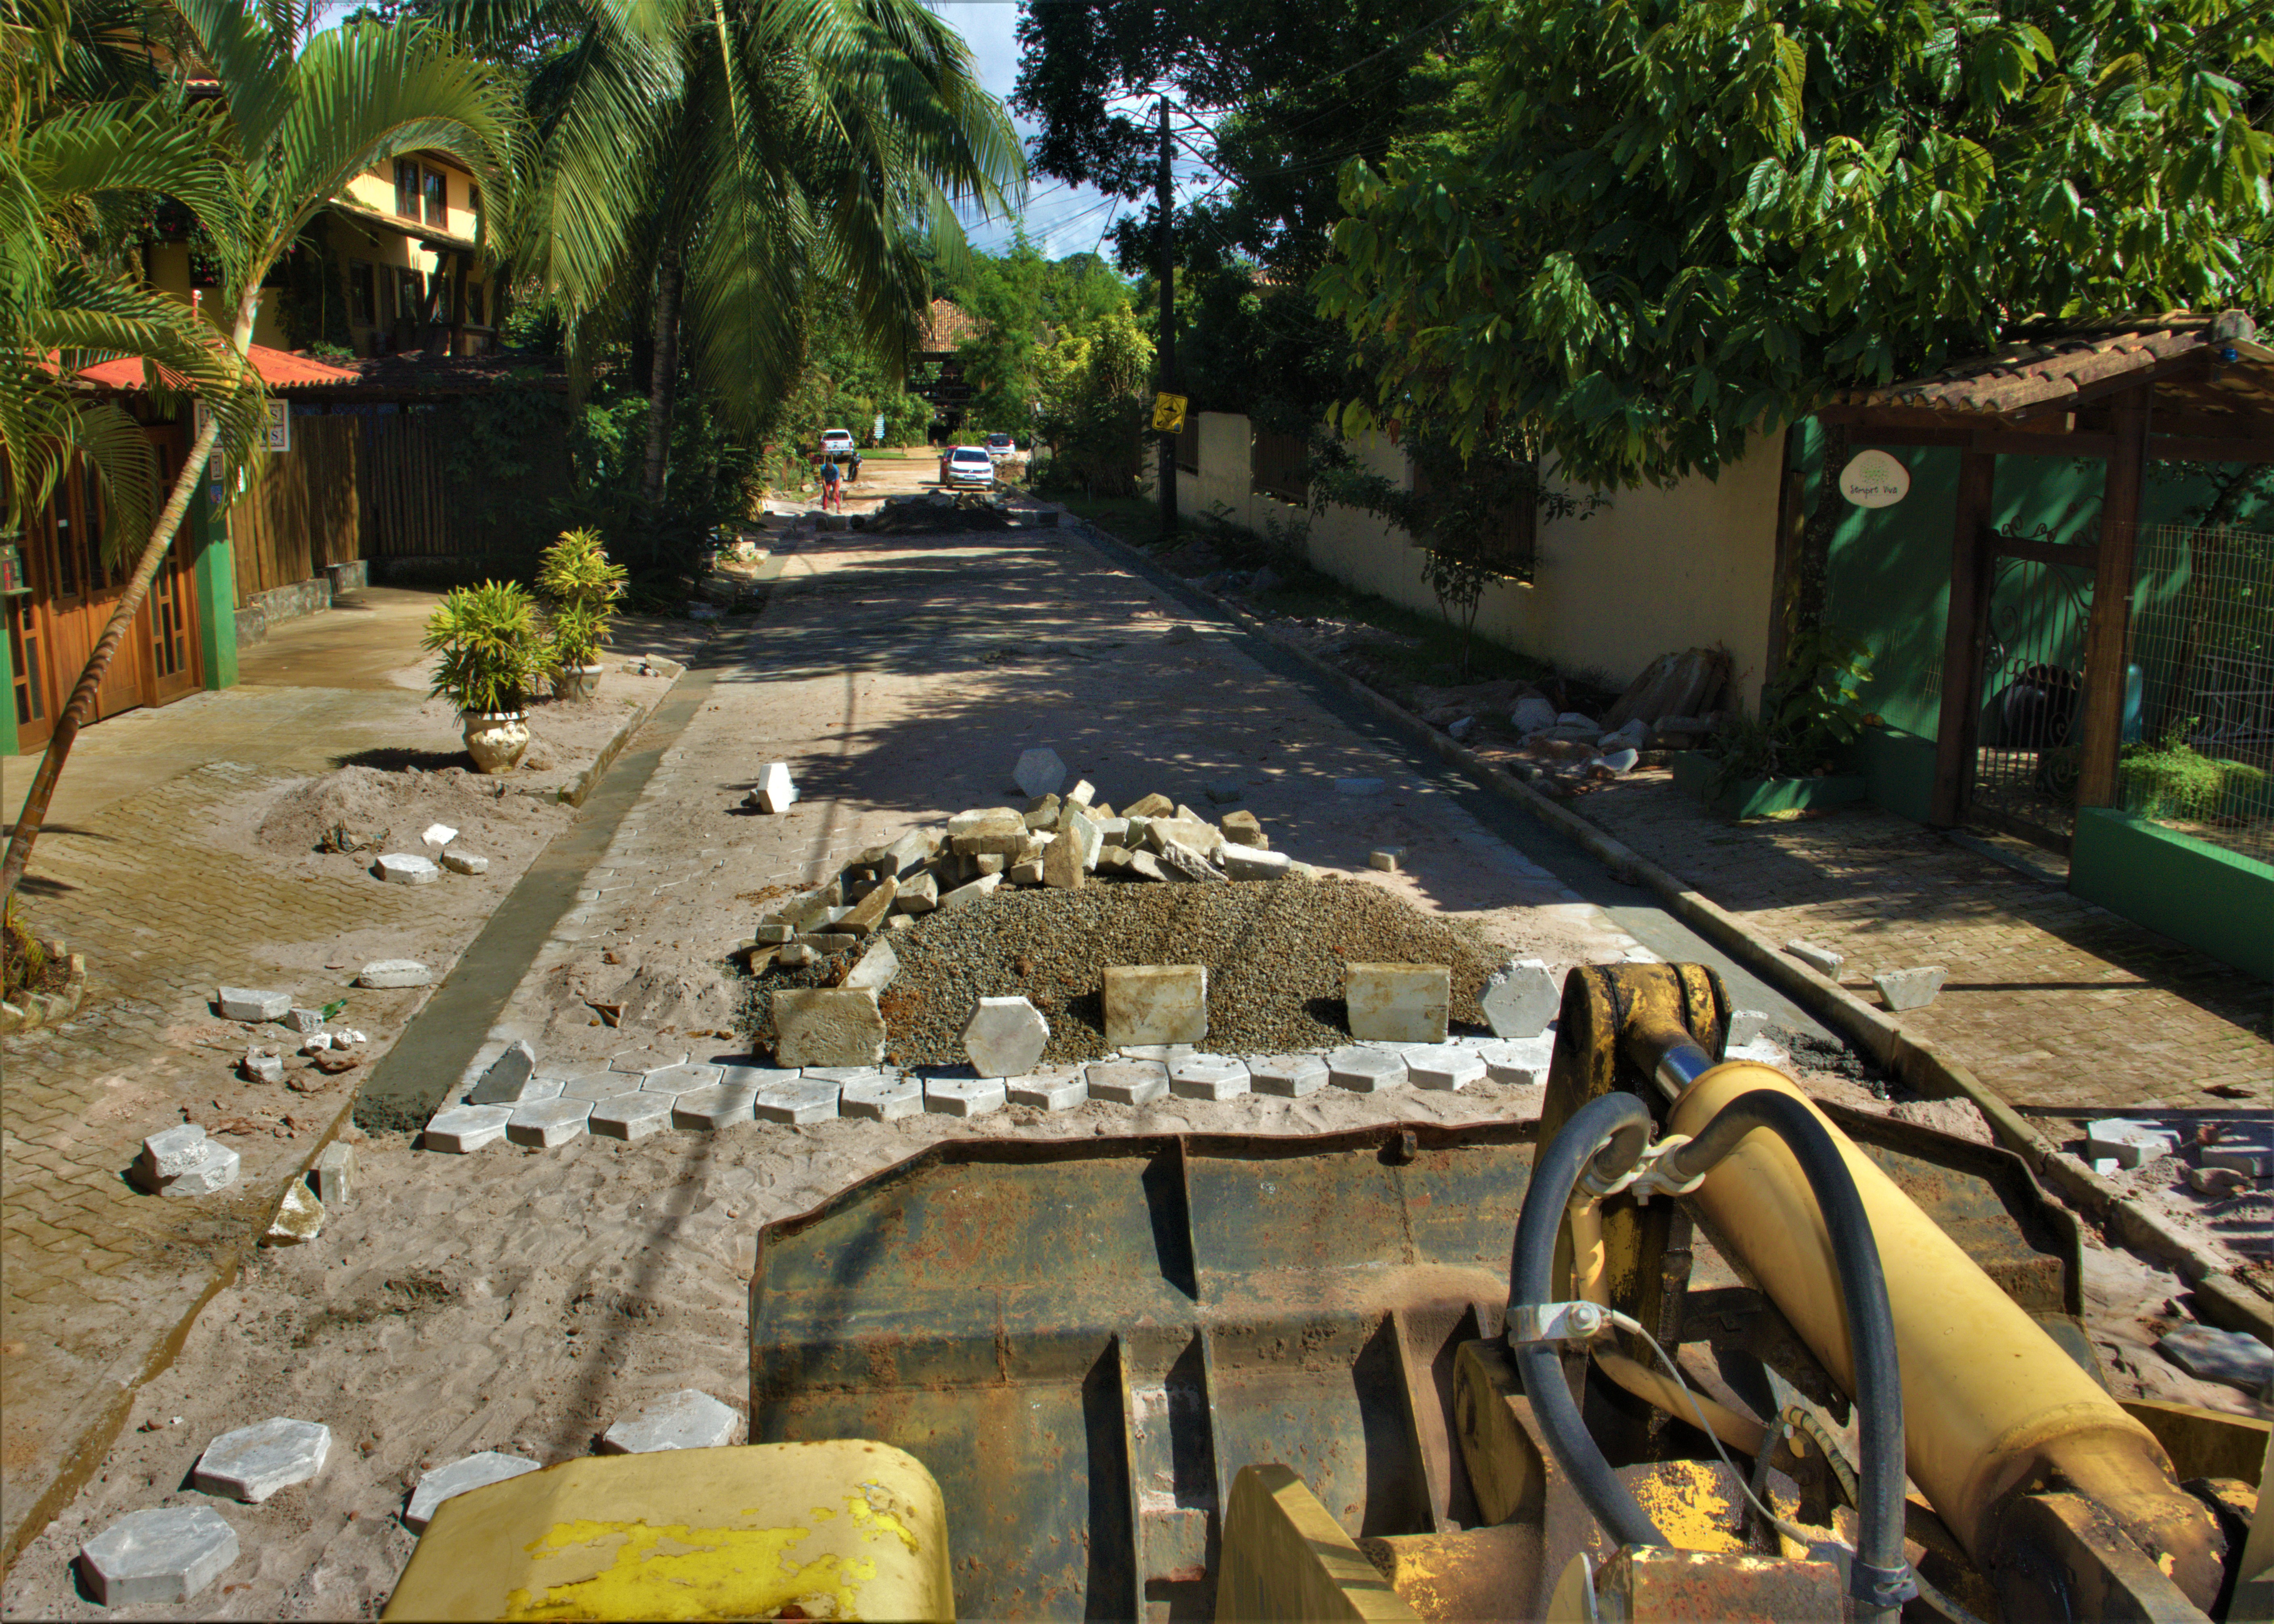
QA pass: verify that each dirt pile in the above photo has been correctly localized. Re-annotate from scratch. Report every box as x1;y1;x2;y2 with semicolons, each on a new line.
256;765;566;858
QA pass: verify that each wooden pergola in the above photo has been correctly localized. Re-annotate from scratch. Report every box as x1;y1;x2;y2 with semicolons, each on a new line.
1816;310;2274;833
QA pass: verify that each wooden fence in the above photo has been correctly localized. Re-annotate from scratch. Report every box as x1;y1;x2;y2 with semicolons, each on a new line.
223;412;359;604
359;409;464;559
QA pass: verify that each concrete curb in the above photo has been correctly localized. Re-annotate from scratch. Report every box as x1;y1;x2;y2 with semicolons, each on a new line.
532;653;691;811
1061;510;2271;1346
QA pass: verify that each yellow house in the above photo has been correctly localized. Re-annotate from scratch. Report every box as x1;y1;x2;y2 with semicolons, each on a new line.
143;150;501;359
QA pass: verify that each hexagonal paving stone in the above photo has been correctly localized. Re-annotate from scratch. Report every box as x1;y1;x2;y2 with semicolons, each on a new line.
1170;1054;1251;1101
598;1390;741;1454
1479;959;1559;1041
1249;1055;1329;1097
671;1085;757;1130
640;1063;724;1094
403;1451;540;1532
841;1073;923;1120
1326;1048;1408;1093
589;1091;675;1140
755;1077;841;1125
78;1505;238;1605
1006;1066;1087;1112
1479;1037;1552;1087
421;1105;512;1154
507;1097;593;1149
561;1071;640;1101
610;1046;690;1074
1406;1046;1486;1091
193;1417;331;1502
924;1075;1007;1118
1085;1060;1171;1106
962;995;1050;1079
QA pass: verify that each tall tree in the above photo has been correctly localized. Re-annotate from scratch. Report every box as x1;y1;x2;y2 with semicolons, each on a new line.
455;0;1022;547
1316;0;2274;490
1;0;516;907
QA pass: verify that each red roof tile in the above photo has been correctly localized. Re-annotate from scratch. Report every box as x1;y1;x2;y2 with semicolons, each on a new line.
77;342;358;391
1832;312;2260;416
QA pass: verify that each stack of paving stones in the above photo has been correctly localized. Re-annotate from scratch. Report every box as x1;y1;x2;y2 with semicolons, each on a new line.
419;750;1762;1158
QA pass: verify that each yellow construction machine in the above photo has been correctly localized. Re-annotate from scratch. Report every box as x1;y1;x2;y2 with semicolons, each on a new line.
387;964;2269;1621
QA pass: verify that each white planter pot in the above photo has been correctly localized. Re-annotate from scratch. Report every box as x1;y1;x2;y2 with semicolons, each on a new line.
461;711;531;774
552;663;604;701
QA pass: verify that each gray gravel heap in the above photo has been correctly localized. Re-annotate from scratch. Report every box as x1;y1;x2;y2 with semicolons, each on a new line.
743;875;1500;1065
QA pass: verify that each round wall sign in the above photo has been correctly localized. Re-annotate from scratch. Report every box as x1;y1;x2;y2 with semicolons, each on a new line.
1839;449;1910;508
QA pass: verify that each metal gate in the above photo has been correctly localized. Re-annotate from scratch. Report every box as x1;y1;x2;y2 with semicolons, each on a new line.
1964;531;2097;850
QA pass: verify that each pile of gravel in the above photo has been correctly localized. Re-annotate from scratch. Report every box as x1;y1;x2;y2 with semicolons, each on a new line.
741;875;1503;1066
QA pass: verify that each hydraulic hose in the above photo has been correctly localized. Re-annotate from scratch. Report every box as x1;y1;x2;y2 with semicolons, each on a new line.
1505;1091;1664;1552
1662;1088;1909;1620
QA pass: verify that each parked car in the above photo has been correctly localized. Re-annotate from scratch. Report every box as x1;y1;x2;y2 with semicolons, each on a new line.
983;433;1016;463
939;444;995;489
820;427;857;458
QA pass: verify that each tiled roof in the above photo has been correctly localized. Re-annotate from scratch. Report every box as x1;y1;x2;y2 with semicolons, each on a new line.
920;298;983;353
1834;312;2261;416
76;342;357;391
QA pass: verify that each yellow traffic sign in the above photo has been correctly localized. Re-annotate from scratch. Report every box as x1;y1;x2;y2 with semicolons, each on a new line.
1152;392;1188;433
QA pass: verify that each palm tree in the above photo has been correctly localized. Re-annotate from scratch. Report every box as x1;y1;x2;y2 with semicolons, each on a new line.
0;0;518;907
451;0;1023;535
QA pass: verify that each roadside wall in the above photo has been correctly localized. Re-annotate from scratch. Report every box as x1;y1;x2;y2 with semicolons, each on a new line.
1175;412;1781;710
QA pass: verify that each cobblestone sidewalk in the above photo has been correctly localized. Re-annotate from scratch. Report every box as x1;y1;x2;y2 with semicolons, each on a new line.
1575;770;2272;1112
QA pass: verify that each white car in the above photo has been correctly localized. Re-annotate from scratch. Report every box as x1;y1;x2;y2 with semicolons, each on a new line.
820;427;857;457
983;432;1017;463
941;444;995;489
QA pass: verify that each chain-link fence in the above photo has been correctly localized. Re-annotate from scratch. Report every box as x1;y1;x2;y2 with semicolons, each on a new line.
2125;522;2274;866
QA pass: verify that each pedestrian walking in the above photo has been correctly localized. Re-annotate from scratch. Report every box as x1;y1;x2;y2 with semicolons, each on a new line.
819;456;842;513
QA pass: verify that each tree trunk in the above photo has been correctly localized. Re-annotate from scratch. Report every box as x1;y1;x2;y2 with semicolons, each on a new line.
639;244;684;548
1782;422;1849;675
0;296;255;909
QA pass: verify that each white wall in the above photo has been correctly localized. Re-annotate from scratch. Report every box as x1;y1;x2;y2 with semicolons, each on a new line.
1176;411;1781;710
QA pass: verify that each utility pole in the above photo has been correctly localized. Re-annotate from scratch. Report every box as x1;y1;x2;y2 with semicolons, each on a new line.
1156;95;1177;537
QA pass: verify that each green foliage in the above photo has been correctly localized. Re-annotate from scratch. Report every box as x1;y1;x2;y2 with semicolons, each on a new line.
1033;301;1154;496
1707;626;1876;789
535;527;627;669
2120;738;2270;822
422;580;546;714
1317;0;2274;488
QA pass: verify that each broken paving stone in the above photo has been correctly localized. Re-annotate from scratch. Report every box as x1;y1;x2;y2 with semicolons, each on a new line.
1170;1054;1250;1102
403;1452;538;1533
2202;1140;2272;1178
421;823;458;848
1007;1067;1087;1112
1784;939;1844;978
755;1077;841;1125
217;987;290;1022
1125;850;1169;884
1872;966;1948;1012
840;1073;923;1120
78;1505;239;1607
283;1007;324;1035
1407;1046;1487;1092
194;1417;331;1503
1726;1009;1769;1048
440;850;490;876
924;1075;1007;1118
466;1041;540;1105
599;1390;743;1455
309;1143;354;1207
1481;1037;1553;1087
1479;959;1558;1041
1007;858;1045;886
1222;846;1291;881
1067;780;1097;807
2085;1118;2181;1169
2157;1325;2274;1390
1085;1060;1171;1106
1219;810;1267;849
421;1104;513;1154
1594;748;1640;774
1155;841;1225;884
844;939;900;994
773;987;886;1067
242;1051;284;1084
1023;794;1062;831
1042;823;1088;890
2185;1164;2251;1198
355;960;432;989
936;872;1002;909
1249;1054;1329;1098
837;875;899;937
141;1123;211;1179
751;762;798;814
301;1033;333;1054
1103;964;1208;1047
893;871;940;915
588;1091;675;1141
1368;849;1404;873
262;1180;324;1245
1013;747;1068;800
507;1097;593;1149
964;995;1050;1079
1123;793;1174;820
671;1085;759;1131
778;942;819;968
375;852;441;886
156;1142;240;1197
1326;1047;1408;1093
880;829;935;877
1345;963;1451;1044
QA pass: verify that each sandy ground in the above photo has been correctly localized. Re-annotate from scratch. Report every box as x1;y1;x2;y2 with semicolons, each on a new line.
6;515;2262;1620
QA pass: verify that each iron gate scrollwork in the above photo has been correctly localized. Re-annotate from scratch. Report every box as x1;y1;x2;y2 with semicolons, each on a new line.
1970;539;2096;848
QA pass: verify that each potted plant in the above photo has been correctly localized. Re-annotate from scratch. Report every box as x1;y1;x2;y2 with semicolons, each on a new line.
423;581;545;773
536;527;628;700
1675;627;1875;817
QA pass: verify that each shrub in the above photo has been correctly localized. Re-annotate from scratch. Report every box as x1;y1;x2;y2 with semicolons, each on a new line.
423;581;546;715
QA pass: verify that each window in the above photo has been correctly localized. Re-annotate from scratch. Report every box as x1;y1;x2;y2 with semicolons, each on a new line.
397;267;426;328
348;258;375;326
422;168;446;227
1250;427;1309;505
394;158;420;218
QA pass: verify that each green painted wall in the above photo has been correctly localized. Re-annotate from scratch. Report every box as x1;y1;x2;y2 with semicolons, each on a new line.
1852;727;1938;825
1;615;19;755
2071;808;2274;980
190;482;237;691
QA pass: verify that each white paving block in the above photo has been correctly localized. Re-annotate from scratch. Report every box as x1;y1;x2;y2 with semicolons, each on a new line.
423;1104;513;1153
1345;964;1450;1044
1249;1054;1329;1097
375;852;442;885
402;1452;539;1533
217;987;289;1022
141;1123;211;1180
1086;1060;1171;1106
598;1390;742;1455
562;1070;642;1101
963;995;1050;1079
1479;959;1559;1040
78;1505;238;1606
466;1041;540;1106
1170;1054;1251;1101
1006;1067;1088;1111
672;1085;758;1130
752;762;797;813
262;1180;324;1245
841;1073;924;1120
1480;1037;1553;1087
507;1097;593;1148
1407;1046;1487;1091
589;1090;674;1141
193;1417;331;1503
924;1076;1007;1118
645;1063;729;1094
355;959;432;988
1327;1047;1408;1093
756;1077;841;1124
